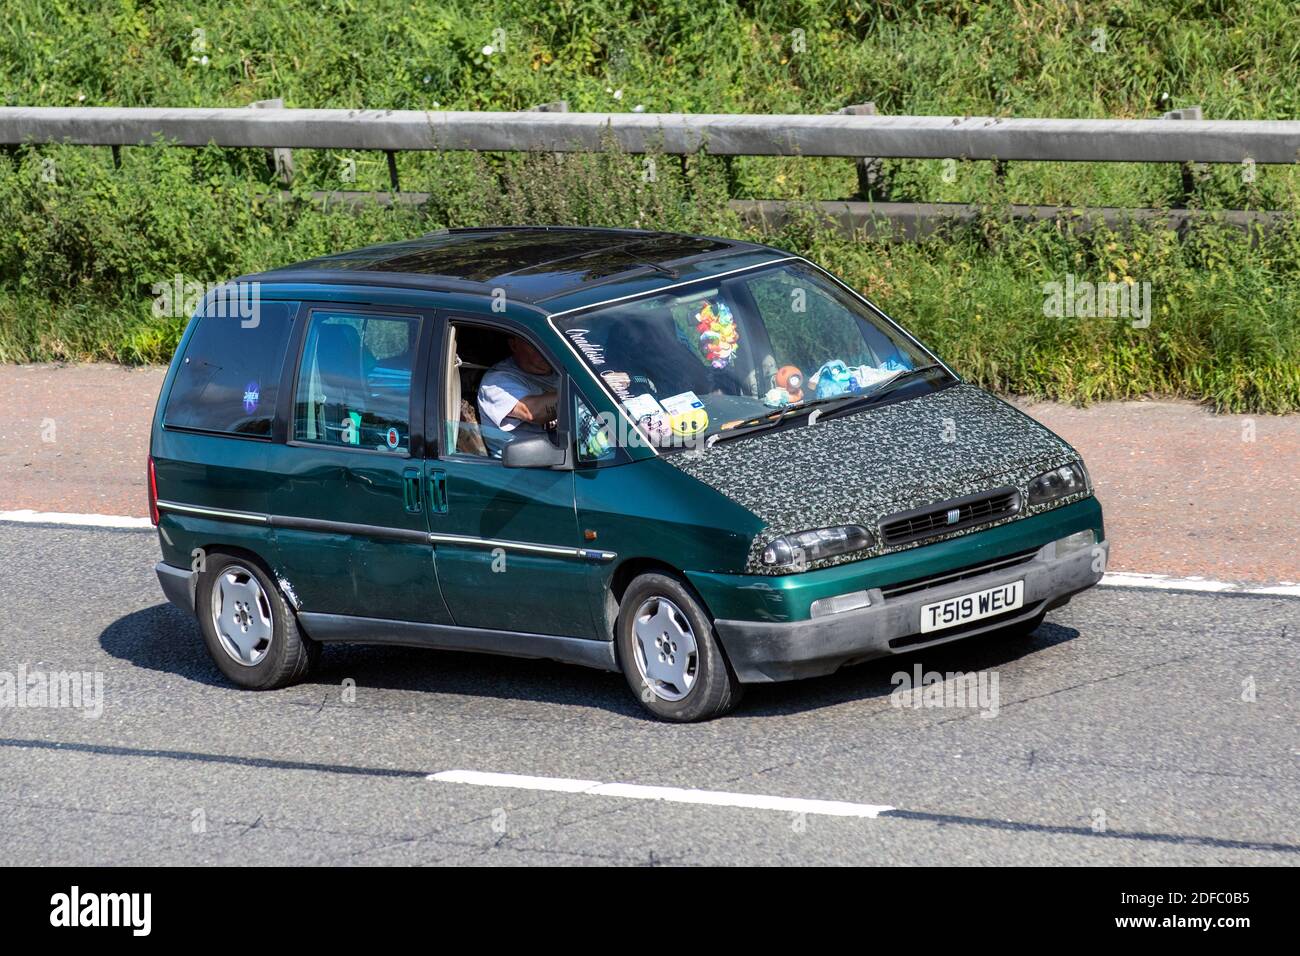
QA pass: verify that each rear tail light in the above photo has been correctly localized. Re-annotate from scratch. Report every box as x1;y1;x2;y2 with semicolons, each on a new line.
147;455;160;526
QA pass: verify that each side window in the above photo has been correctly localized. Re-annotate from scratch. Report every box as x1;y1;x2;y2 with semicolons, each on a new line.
444;322;562;460
293;311;418;453
163;301;297;437
575;390;615;464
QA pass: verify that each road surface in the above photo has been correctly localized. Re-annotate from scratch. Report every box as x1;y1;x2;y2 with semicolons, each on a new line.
1;523;1295;865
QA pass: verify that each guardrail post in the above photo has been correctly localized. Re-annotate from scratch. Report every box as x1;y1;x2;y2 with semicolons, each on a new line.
1163;106;1205;207
837;102;888;201
249;98;294;186
385;151;400;192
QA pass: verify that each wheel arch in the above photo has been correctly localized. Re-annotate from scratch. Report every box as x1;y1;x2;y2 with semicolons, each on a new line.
194;543;300;610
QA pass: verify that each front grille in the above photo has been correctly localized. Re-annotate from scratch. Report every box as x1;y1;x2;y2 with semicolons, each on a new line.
880;547;1037;600
878;487;1021;547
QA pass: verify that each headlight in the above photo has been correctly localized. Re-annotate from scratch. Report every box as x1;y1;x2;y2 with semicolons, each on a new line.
1027;462;1090;506
761;525;874;570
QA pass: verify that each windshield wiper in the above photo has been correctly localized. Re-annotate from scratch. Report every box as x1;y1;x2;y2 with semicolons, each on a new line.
818;363;949;419
708;392;867;444
709;364;949;444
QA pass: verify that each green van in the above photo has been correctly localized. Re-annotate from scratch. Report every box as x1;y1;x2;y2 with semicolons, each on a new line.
151;227;1106;722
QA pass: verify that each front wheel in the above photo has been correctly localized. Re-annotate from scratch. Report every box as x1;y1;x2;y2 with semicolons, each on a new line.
616;572;742;722
197;553;318;689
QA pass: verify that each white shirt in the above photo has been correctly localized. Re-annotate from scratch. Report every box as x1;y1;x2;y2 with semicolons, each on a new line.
477;357;559;456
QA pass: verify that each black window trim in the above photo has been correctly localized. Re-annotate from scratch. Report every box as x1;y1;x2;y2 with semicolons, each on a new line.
284;301;436;460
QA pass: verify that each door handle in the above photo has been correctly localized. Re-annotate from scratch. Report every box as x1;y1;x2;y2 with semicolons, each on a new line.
428;468;448;514
402;467;423;513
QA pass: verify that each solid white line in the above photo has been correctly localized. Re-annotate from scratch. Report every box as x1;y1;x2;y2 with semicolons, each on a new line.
427;769;895;818
0;509;152;530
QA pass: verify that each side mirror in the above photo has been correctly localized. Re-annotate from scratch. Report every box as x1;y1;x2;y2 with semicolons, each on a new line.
502;433;572;469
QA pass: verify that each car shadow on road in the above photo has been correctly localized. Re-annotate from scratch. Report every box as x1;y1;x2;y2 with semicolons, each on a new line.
740;620;1081;717
98;603;230;689
98;603;643;715
100;604;1078;721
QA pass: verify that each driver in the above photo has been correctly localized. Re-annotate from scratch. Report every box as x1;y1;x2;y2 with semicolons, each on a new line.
477;335;560;457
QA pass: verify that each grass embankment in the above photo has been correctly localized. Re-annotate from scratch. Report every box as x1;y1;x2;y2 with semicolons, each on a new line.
1;1;1297;411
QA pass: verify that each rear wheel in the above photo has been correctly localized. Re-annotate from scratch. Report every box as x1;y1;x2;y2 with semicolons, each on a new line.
197;553;318;689
616;572;741;722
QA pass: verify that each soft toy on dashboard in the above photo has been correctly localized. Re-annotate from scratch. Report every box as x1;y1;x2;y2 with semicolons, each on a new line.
774;365;804;402
695;301;739;368
809;360;858;398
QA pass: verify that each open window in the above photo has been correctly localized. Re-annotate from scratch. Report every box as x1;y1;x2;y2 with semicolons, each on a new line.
442;321;562;460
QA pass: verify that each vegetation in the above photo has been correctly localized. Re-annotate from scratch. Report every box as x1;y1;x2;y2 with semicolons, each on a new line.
1;0;1297;411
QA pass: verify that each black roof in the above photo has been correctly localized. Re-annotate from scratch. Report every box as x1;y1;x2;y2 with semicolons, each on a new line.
250;226;786;313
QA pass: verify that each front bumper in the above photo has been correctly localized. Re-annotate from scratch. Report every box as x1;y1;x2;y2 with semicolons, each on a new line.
713;538;1107;683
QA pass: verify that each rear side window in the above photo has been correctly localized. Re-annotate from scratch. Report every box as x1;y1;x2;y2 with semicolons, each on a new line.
164;301;297;437
293;310;418;453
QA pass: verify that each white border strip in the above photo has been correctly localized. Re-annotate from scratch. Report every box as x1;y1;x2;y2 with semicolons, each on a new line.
428;769;894;818
1100;571;1300;597
0;509;152;530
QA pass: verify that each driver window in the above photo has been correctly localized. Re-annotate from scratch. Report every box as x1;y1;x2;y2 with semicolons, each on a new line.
443;322;561;460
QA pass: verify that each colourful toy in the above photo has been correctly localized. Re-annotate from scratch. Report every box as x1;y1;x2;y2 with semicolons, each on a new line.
774;365;803;402
810;360;857;398
695;300;739;368
763;387;791;408
669;406;709;438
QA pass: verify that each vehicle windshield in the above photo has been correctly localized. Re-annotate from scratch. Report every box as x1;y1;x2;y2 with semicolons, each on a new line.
555;261;939;449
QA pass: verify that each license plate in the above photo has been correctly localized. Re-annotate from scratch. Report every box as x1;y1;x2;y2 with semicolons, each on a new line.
920;580;1024;633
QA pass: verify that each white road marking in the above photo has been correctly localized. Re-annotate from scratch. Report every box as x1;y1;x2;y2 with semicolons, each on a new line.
0;511;1296;597
1100;571;1300;597
427;769;895;818
0;509;153;530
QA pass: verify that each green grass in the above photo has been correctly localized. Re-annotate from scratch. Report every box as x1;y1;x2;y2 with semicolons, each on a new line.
1;0;1298;411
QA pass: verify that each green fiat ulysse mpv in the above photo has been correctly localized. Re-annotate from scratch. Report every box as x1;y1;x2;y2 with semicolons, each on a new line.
151;226;1107;721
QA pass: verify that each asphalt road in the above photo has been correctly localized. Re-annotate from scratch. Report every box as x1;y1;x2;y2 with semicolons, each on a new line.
1;523;1296;866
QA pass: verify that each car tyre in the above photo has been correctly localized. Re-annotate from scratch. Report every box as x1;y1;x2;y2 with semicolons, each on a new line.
616;572;742;722
197;553;319;689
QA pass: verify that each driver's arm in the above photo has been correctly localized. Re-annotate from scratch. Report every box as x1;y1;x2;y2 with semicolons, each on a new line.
508;391;558;424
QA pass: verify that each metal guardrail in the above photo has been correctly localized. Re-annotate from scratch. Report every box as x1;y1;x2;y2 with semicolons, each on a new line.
3;105;1296;238
2;107;1299;164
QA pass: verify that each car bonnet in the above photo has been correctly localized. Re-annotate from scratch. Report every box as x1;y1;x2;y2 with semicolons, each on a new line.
666;383;1088;573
